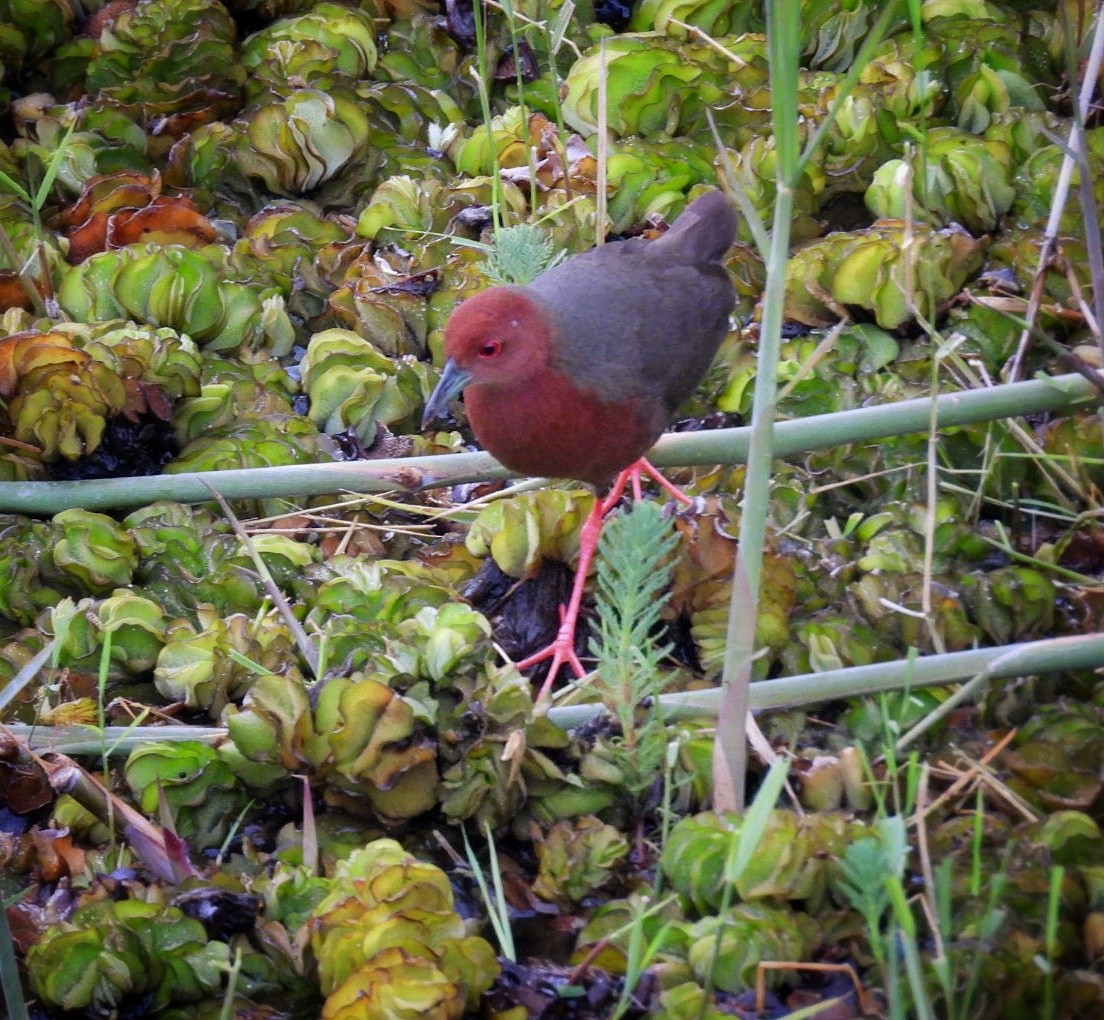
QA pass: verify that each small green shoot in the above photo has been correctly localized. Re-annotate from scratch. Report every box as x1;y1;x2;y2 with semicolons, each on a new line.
696;757;791;1018
609;898;676;1020
885;874;936;1020
97;625;117;844
1043;864;1064;1020
218;944;244;1020
589;501;679;806
954;859;1009;1020
836;815;908;969
0;118;78;231
970;784;985;897
470;0;503;232
462;820;517;962
481;222;566;286
216;799;258;865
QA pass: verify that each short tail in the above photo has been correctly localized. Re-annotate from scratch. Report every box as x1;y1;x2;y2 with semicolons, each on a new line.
658;190;737;264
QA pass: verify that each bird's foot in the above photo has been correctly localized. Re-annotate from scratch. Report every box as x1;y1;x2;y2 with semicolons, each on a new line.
516;605;589;703
602;458;694;513
516;465;691;704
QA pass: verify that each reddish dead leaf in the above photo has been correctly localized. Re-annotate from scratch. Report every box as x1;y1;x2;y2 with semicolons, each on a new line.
6;900;48;954
501;116;599;193
106;198;218;249
86;0;136;37
0;735;54;813
149;88;242;140
65;171;161;226
318;527;387;560
139;380;175;421
36;754;202;883
65;171;217;263
0;331;86;397
30;828;86;882
65;210;113;263
0;271;37;312
670;501;737;609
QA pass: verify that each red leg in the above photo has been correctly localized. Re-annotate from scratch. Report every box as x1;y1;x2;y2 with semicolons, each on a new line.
516;494;606;697
617;457;694;508
517;458;693;701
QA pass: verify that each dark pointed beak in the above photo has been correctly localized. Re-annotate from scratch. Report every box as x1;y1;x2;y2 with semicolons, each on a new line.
422;358;473;429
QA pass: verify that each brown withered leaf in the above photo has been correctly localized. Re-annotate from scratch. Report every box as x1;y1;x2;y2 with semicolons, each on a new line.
0;736;54;814
106;199;219;249
30;829;86;883
494;40;539;83
85;0;136;37
0;331;86;398
0;272;37;312
65;170;161;226
148;88;242;140
500;117;598;193
65;171;217;263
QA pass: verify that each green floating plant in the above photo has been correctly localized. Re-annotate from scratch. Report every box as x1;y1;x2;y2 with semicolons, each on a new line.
299;327;435;445
661;808;864;915
532;814;630;905
153;606;300;716
44;590;167;676
0;321;202;463
784;219;986;330
234;87;371;196
1011;132;1104;233
466;489;594;578
124;740;250;848
0;0;73;68
310;839;500;1018
25;900;228;1015
866;127;1016;235
629;0;763;37
239;1;378;101
83;0;243;103
684;902;817;992
57;245;295;354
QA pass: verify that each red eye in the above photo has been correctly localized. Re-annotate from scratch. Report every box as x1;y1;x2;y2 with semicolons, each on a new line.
478;340;502;359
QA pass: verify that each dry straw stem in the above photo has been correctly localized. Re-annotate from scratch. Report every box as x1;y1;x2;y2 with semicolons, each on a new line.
711;0;920;811
1007;5;1104;378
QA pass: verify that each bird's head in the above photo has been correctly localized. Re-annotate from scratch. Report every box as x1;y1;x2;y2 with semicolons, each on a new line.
421;287;552;427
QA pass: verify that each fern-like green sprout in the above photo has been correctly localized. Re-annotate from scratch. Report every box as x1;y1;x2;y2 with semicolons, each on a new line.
481;223;566;286
589;501;679;805
836;815;908;971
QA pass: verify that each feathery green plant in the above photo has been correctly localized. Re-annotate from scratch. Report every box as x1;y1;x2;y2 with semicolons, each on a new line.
481;222;566;285
836;815;908;971
588;500;679;805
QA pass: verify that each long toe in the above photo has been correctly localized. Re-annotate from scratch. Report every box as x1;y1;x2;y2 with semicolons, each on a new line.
517;636;588;688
